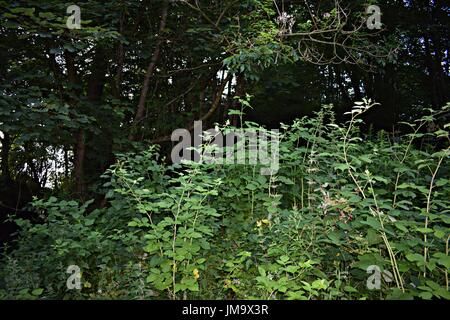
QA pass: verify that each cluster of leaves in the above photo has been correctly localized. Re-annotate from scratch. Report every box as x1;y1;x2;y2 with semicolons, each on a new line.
1;101;449;300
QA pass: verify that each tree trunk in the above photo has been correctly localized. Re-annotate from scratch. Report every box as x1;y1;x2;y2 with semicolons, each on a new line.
64;51;86;197
74;129;85;196
0;133;12;184
130;0;169;140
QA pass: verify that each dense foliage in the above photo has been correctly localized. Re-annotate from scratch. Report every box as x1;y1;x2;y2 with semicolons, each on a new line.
1;101;449;300
0;0;449;300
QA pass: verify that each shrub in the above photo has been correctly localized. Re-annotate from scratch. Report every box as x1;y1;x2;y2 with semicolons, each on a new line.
2;101;449;300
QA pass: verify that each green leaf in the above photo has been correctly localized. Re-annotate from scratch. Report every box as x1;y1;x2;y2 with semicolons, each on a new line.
416;227;433;234
344;285;358;293
406;253;424;265
435;179;448;187
334;163;350;171
258;266;266;277
419;292;433;300
432;253;450;269
361;217;382;231
31;288;43;296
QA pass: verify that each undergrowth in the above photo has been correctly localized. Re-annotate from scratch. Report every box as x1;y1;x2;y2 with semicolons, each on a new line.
1;100;449;300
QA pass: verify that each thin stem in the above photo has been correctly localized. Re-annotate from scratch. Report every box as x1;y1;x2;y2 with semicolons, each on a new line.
423;156;444;277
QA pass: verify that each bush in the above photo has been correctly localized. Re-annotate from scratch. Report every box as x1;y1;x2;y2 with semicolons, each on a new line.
2;101;449;300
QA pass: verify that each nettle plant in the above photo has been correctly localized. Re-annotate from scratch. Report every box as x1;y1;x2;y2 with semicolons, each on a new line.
264;100;450;300
1;101;449;300
108;99;449;300
114;161;223;299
